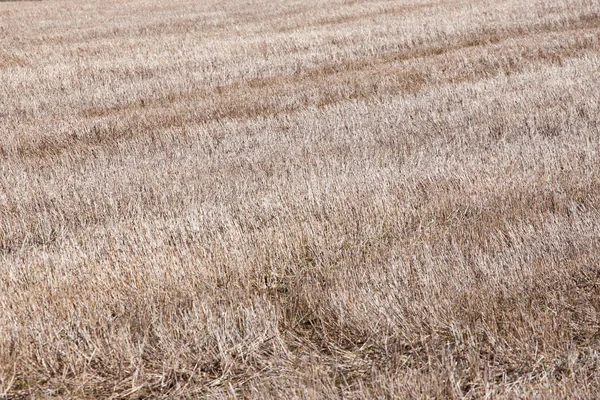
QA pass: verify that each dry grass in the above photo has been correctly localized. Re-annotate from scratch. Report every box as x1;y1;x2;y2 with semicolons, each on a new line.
1;0;600;398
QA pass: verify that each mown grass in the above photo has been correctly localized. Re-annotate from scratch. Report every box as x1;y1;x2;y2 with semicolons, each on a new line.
1;0;600;398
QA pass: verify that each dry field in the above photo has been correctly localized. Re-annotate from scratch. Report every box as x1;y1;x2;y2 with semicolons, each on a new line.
1;0;600;398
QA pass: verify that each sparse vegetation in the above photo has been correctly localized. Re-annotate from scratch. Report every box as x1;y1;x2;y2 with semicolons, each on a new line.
1;0;600;398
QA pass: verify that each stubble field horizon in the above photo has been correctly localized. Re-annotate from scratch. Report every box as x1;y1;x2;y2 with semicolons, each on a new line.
1;0;600;398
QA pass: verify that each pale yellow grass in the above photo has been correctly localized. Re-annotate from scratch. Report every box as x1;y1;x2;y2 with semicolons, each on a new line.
1;0;600;398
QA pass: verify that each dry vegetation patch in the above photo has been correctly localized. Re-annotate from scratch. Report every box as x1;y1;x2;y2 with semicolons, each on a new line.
1;0;600;398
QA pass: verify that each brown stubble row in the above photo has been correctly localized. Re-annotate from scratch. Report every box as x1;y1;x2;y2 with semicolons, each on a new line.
1;0;600;398
3;26;599;164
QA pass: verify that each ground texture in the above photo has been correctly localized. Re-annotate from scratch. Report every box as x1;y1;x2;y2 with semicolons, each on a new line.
1;0;600;398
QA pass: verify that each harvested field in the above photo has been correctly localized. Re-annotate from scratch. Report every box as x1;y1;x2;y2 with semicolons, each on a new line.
1;0;600;398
